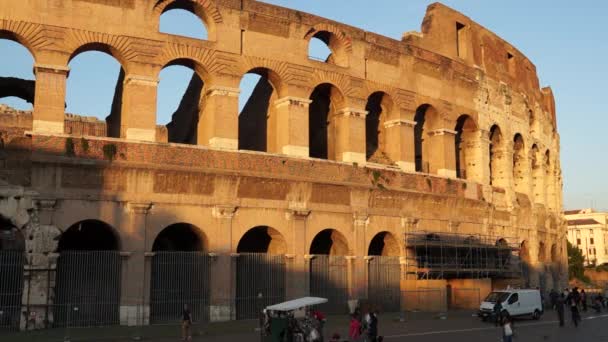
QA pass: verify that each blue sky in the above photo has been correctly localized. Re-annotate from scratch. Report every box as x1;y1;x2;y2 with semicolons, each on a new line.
0;1;606;210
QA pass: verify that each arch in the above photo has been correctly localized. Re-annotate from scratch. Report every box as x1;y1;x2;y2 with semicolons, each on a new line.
0;37;36;109
236;226;287;255
513;133;527;193
365;92;394;163
454;114;478;179
238;67;283;152
309;228;349;255
305;25;351;67
0;29;38;60
153;0;220;40
68;42;129;71
414;104;441;173
309;83;346;160
489;124;504;186
152;223;207;252
57;219;121;252
550;243;558;263
538;241;546;263
530;144;543;204
159;8;208;40
368;231;399;256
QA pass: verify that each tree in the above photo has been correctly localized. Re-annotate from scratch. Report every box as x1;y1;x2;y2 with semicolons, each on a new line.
567;241;588;281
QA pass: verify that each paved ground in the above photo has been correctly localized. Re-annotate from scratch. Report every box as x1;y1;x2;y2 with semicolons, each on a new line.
2;310;608;341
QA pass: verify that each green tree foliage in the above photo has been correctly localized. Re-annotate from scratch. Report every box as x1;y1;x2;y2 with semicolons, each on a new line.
567;241;589;281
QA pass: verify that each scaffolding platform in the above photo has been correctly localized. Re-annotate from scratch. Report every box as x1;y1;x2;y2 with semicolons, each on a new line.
405;231;522;280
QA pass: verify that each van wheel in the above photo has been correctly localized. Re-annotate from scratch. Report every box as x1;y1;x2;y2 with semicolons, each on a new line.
532;310;541;320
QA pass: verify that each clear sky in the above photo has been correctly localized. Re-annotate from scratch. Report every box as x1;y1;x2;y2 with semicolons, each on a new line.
0;1;606;210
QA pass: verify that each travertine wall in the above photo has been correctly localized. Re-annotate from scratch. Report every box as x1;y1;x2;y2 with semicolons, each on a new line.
0;0;565;327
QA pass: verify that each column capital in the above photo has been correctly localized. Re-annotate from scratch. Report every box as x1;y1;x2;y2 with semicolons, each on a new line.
274;96;312;108
384;119;417;128
353;212;370;226
335;107;368;118
124;74;159;87
205;85;240;97
285;208;311;220
126;202;153;214
212;205;238;219
34;63;69;75
34;198;57;211
401;217;419;229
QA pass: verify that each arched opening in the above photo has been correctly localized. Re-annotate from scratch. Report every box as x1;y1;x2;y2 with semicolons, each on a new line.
414;104;441;173
235;226;286;319
0;37;35;110
159;59;207;144
309;83;344;160
529;109;536;130
238;68;281;152
307;30;348;66
520;240;531;287
159;7;208;40
365;92;393;164
489;125;504;186
67;47;125;138
0;215;25;330
530;144;543;204
454;115;478;179
494;238;512;271
538;241;546;263
309;229;349;314
513;134;526;193
150;223;209;323
368;231;399;256
54;220;121;327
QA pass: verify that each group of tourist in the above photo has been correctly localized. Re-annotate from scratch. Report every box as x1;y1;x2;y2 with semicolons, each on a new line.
549;287;607;328
344;307;381;342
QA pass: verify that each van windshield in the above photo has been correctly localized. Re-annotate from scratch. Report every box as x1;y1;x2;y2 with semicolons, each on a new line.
484;291;510;303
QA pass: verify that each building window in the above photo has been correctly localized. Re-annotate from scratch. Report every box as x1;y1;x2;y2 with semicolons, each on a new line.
591;238;595;245
507;52;515;74
577;238;581;245
456;22;466;58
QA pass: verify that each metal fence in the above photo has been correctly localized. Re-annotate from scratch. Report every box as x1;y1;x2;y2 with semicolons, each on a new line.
150;252;210;324
235;253;286;320
368;256;401;313
0;251;24;331
54;251;122;327
309;255;349;314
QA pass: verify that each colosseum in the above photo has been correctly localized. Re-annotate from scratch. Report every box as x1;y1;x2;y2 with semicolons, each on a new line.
0;0;565;330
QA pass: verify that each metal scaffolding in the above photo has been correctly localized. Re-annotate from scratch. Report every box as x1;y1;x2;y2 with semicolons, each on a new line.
404;231;522;280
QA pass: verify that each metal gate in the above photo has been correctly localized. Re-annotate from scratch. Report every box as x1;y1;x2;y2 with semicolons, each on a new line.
0;251;25;330
368;256;401;312
54;251;121;327
309;255;348;314
150;252;210;324
236;253;285;320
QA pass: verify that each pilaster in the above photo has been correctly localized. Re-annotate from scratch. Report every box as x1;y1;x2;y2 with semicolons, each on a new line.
32;64;69;134
209;205;238;321
384;118;417;172
427;128;457;178
285;206;310;299
198;86;240;150
272;97;312;157
120;75;158;142
333;108;368;165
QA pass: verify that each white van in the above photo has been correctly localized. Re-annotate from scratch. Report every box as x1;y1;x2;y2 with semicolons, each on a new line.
478;289;543;320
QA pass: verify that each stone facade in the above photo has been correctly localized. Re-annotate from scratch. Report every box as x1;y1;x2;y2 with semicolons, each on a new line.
0;0;565;329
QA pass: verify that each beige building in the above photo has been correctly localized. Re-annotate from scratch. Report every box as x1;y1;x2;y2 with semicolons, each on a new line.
0;0;565;331
565;209;608;266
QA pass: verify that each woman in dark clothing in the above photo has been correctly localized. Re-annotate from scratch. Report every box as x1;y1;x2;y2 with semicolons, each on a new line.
367;311;378;342
182;304;192;341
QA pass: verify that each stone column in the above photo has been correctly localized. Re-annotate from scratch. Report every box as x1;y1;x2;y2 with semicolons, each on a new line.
209;205;237;321
333;108;368;165
351;212;369;300
384;118;417;172
32;64;69;134
119;75;158;142
271;97;312;157
120;202;152;326
198;86;240;150
426;128;457;178
285;207;310;299
470;130;490;185
491;145;514;190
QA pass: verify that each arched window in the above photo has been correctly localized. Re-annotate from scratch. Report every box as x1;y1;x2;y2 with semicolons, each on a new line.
309;83;345;160
513;134;526;193
306;30;348;66
530;144;543;204
489;125;503;186
67;47;124;137
0;38;35;110
365;92;393;164
158;1;209;40
414;104;441;173
238;68;282;153
454;115;478;179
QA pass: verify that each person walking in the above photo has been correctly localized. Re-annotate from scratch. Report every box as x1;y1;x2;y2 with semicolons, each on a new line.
182;304;192;341
568;288;581;327
549;289;558;310
367;310;378;342
493;299;503;327
556;293;565;327
502;316;514;342
581;289;588;312
349;314;362;342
